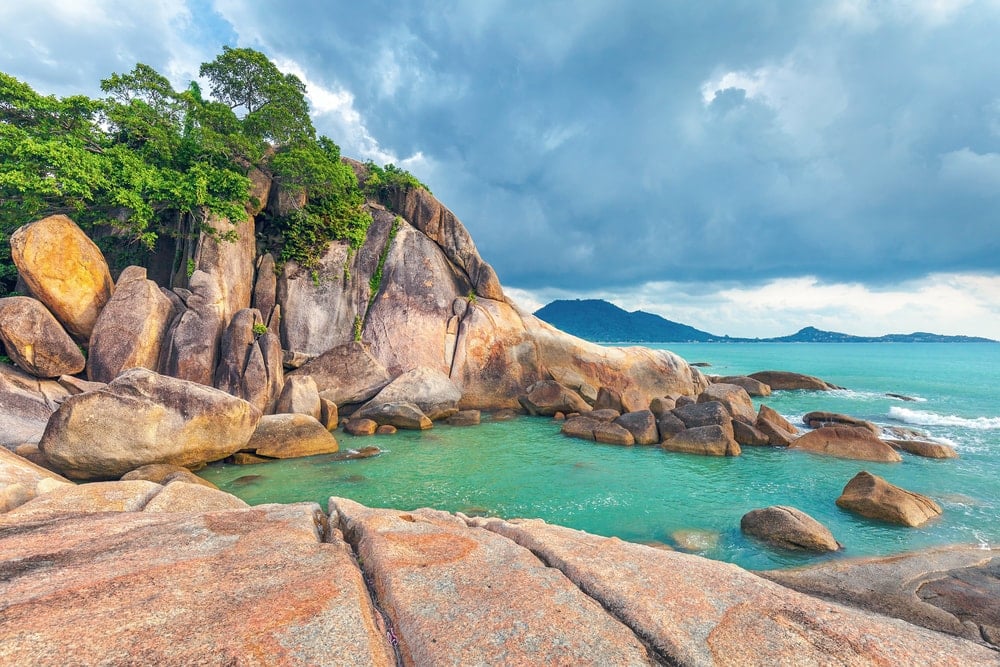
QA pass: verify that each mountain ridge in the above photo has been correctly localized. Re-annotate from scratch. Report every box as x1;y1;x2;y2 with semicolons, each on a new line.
533;299;997;343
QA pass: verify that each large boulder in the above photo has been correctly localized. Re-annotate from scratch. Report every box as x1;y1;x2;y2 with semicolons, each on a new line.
661;424;741;456
9;214;114;341
0;296;85;377
697;383;757;423
0;447;73;512
39;368;261;480
0;503;394;665
756;404;799;446
159;270;225;386
87;266;177;383
519;379;591;416
803;410;880;435
290;341;391;407
740;506;841;552
0;362;71;447
711;375;771;396
790;426;902;462
251;252;277;326
247;413;339;459
191;213;255;325
613;410;659;445
836;471;942;526
273;375;322;419
355;401;432;430
331;498;654;665
748;370;839;391
213;308;283;414
142;480;250;512
357;366;461;421
673;401;734;431
886;439;959;459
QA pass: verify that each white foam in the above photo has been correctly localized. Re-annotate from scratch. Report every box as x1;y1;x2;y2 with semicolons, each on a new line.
888;406;1000;430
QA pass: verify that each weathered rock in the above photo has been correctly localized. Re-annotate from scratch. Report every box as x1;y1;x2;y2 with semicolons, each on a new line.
213;308;283;413
648;395;677;417
803;410;880;434
733;419;771;446
273;375;322;420
375;424;397;435
12;443;58;472
446;409;481;426
192;213;255;325
2;480;162;519
357;366;461;421
836;471;942;526
252;252;277;324
57;374;105;395
0;362;71;447
473;516;996;665
587;408;622;422
887;438;959;459
674;395;696;408
590;422;635;446
593;386;624;412
748;370;839;391
0;296;85;377
159;270;225;386
9;214;114;341
291;341;391;407
228;452;271;465
120;463;217;489
87;266;177;383
671;529;721;552
763;545;1000;650
518;379;591;416
355;401;432;430
332;446;382;460
613;410;659;445
319;397;339;430
331;498;655;665
142;481;250;512
0;503;394;665
662;425;741;456
673;400;734;431
697;383;756;423
711;375;771;396
248;413;339;459
790;426;902;462
656;411;687;441
0;447;73;512
740;505;842;552
246;165;272;216
560;415;602;441
39;368;261;480
756;404;799;446
344;417;378;436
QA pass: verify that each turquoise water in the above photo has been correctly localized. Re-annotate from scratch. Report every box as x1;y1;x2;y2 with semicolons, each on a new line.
199;343;1000;570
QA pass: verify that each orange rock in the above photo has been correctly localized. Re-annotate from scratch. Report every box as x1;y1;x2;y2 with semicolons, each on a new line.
790;426;901;462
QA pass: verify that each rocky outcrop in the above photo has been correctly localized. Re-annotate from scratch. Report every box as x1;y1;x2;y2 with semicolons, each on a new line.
748;370;839;391
251;252;278;326
356;366;461;421
711;374;771;396
120;463;218;489
740;505;841;552
0;362;71;447
246;413;339;459
0;503;394;665
159;269;225;386
355;401;432;430
613;410;659;445
213;308;283;413
192;214;255;325
0;447;72;512
887;438;959;459
756;404;799;446
39;368;261;480
9;214;114;341
764;545;1000;650
273;374;322;419
331;498;655;665
87;266;176;383
790;426;902;462
836;471;942;526
661;424;741;456
803;410;880;434
519;379;590;416
698;383;756;423
0;296;85;377
290;341;391;407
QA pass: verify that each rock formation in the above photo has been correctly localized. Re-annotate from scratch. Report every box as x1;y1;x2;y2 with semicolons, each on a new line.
790;426;902;462
0;296;85;377
740;505;842;552
836;471;943;526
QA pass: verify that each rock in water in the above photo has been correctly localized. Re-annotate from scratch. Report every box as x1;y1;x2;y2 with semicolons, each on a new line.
661;424;741;456
790;426;902;462
748;370;838;391
9;214;114;341
697;383;757;423
740;506;841;552
273;375;322;419
355;366;461;421
518;379;591;416
0;296;85;377
836;471;942;526
248;414;339;459
87;266;176;383
39;368;261;480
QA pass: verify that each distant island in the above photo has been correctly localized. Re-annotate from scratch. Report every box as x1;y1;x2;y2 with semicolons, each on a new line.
534;299;998;343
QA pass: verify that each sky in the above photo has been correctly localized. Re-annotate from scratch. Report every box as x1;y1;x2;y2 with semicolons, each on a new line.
2;0;999;339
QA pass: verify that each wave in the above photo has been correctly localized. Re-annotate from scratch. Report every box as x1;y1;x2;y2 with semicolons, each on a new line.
888;407;1000;430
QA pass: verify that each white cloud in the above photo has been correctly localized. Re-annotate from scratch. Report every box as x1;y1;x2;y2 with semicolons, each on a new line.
939;147;1000;193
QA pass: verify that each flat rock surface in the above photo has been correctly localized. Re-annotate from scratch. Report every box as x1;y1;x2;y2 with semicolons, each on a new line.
474;517;997;665
331;497;656;666
763;545;1000;650
0;503;393;666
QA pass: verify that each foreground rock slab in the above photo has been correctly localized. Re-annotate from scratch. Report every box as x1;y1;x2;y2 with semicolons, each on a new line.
473;516;997;665
763;545;1000;650
331;497;657;666
0;503;393;666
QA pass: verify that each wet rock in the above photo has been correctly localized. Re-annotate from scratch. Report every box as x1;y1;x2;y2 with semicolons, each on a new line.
711;375;771;396
662;425;741;457
613;410;659;445
9;214;114;341
39;368;261;480
886;439;959;459
357;366;461;421
740;505;842;552
344;418;379;436
87;266;176;383
228;453;271;465
671;529;721;552
593;421;636;446
332;446;381;461
248;414;339;459
790;426;902;462
0;296;85;377
375;424;397;435
331;497;654;665
518;379;591;416
698;383;756;423
446;409;481;426
355;401;432;430
836;471;942;526
803;410;880;435
748;370;839;391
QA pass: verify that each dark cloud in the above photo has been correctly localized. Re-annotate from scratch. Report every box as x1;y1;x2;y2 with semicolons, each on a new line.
3;1;999;296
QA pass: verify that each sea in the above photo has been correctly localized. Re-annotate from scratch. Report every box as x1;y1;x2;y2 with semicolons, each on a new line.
198;342;1000;571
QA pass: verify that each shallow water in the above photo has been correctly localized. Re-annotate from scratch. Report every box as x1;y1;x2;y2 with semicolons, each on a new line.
199;343;1000;570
